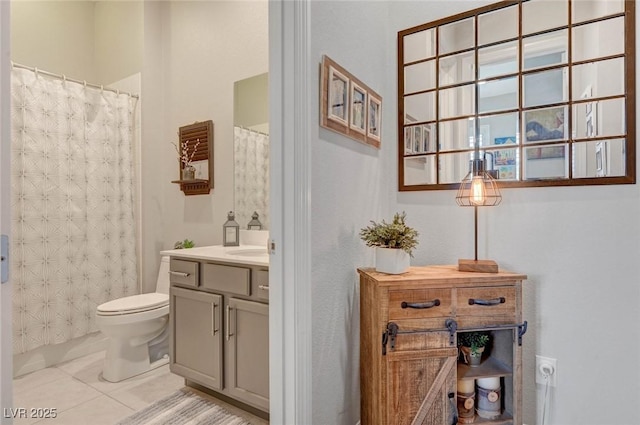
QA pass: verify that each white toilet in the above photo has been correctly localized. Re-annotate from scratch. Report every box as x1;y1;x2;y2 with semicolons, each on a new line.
96;256;171;382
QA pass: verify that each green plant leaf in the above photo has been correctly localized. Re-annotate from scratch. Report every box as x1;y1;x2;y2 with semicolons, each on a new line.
359;212;419;256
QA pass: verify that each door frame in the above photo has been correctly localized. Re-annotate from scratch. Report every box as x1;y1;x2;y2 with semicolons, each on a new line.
268;0;312;423
0;1;13;421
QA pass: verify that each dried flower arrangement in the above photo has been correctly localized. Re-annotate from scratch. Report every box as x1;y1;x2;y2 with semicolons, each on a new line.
172;138;201;169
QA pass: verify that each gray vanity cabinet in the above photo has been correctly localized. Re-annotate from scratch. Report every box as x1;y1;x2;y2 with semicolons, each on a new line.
170;286;223;390
226;297;269;411
169;257;269;414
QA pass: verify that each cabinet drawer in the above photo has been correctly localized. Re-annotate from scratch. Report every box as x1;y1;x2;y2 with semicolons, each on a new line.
169;259;199;288
455;286;516;325
253;269;269;302
202;263;250;295
388;288;452;321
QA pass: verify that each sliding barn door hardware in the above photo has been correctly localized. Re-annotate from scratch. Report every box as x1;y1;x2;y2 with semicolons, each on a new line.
517;321;528;346
446;319;458;346
381;322;399;355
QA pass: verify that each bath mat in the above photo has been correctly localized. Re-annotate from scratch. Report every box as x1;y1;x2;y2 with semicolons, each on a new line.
117;388;254;425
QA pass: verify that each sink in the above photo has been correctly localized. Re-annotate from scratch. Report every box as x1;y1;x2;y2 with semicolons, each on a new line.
227;248;268;257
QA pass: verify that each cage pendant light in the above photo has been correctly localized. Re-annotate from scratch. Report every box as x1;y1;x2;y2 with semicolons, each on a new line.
456;159;502;207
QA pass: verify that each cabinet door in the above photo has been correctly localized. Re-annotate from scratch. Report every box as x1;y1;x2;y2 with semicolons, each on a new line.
226;298;269;411
386;332;457;425
170;286;223;390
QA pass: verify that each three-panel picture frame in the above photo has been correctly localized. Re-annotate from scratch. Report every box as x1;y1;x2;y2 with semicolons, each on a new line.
320;55;382;149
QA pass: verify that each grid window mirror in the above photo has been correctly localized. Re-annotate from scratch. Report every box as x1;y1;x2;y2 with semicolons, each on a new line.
398;0;635;191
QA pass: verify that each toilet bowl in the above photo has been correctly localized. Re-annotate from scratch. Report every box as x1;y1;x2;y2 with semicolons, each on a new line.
96;256;171;382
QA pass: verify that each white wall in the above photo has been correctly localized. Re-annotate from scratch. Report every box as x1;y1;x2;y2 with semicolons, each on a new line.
10;0;269;310
94;1;143;85
10;0;142;85
140;1;268;292
309;1;640;424
11;1;96;80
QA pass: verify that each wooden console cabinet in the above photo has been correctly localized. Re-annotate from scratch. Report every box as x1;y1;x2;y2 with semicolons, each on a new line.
359;266;527;425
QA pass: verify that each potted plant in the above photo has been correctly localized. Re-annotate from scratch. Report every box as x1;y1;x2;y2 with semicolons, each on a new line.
458;331;490;367
359;212;419;274
174;239;195;249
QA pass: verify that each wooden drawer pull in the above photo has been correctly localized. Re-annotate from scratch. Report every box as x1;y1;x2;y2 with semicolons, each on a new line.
401;299;440;309
468;296;505;306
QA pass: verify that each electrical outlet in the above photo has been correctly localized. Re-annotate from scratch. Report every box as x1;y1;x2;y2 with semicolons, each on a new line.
535;355;557;387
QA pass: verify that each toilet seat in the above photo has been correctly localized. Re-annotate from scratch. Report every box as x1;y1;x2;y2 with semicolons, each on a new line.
97;293;169;316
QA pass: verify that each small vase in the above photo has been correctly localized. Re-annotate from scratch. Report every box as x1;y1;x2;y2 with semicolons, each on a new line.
375;247;410;274
181;165;196;180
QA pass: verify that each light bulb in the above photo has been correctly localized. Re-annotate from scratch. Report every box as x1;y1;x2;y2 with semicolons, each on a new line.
470;176;486;205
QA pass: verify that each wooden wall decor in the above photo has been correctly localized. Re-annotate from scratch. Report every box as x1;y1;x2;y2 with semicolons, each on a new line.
397;0;635;191
320;55;382;149
171;120;214;195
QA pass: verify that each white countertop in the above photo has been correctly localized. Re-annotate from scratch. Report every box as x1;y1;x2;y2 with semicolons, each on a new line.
160;244;269;268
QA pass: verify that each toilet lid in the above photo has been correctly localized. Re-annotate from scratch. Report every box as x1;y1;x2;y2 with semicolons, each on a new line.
97;293;169;315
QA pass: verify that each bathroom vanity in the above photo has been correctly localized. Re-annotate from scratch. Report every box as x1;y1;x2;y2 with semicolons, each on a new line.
160;245;269;414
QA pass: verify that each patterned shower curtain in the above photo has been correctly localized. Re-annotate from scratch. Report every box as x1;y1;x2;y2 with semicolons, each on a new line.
233;126;270;230
10;67;139;354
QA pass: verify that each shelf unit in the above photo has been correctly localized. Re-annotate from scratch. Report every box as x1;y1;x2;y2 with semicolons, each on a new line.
172;120;214;195
457;327;519;424
170;179;210;195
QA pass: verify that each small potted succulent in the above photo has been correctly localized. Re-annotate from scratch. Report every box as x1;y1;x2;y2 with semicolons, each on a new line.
458;331;490;367
174;239;195;249
359;212;419;274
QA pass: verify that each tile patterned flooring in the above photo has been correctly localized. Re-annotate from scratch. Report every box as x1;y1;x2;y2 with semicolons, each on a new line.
13;351;268;425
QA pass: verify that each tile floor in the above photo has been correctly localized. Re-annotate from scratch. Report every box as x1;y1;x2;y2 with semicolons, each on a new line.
12;351;268;425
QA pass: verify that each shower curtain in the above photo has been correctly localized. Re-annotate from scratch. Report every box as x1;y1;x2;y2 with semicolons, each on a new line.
233;126;270;230
10;67;139;354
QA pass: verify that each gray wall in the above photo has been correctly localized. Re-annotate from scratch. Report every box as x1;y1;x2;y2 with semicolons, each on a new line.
309;1;640;424
310;2;390;424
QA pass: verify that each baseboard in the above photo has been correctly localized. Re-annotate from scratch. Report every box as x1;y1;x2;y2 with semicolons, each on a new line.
185;380;269;422
13;332;107;377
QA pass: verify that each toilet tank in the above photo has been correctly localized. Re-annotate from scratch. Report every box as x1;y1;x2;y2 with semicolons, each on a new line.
156;256;171;294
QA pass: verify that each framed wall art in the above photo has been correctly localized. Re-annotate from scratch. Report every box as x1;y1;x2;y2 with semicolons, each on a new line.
368;95;382;142
327;66;349;125
350;81;367;134
320;55;382;148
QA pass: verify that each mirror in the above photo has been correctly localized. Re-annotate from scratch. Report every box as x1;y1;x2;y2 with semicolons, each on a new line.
233;72;270;229
398;0;634;190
